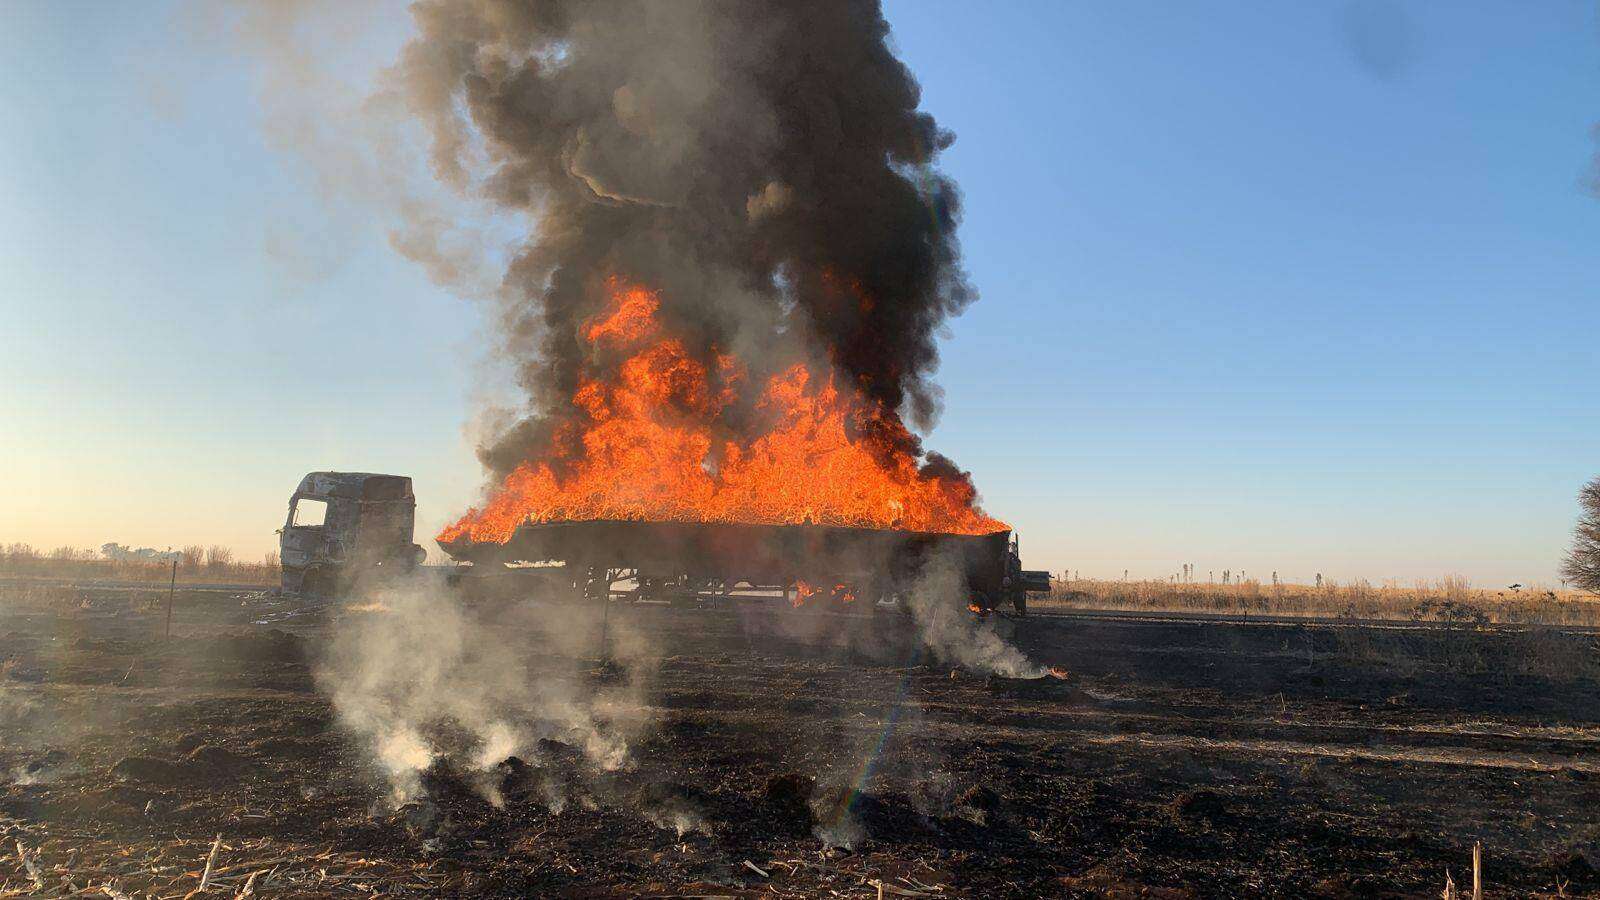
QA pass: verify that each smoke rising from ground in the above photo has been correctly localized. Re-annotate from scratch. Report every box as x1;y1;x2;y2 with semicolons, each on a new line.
317;577;652;806
904;550;1045;679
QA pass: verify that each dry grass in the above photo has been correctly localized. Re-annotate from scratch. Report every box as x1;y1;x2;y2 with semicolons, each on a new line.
1325;615;1600;681
0;548;278;586
1041;577;1600;680
1040;576;1600;628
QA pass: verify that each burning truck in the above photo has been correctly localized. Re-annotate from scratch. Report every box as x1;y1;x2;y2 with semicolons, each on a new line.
274;4;1050;613
282;464;1049;613
432;281;1051;614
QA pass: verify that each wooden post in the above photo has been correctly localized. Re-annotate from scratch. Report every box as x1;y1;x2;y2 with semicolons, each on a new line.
1472;841;1481;900
165;558;177;640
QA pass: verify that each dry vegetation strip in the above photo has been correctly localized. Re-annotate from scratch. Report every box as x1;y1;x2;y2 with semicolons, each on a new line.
0;545;278;586
1040;577;1600;628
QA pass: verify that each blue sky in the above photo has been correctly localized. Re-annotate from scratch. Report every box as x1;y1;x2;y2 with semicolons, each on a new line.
1;1;1595;586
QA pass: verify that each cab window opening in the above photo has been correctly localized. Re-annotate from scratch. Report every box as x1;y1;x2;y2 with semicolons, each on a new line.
292;498;328;527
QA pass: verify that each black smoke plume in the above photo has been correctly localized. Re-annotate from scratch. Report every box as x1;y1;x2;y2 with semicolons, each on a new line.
392;0;977;479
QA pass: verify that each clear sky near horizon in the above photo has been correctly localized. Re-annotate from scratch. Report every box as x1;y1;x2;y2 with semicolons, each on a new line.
1;1;1596;586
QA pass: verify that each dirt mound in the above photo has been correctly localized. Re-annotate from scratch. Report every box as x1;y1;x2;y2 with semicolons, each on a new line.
636;780;710;836
110;745;253;787
386;760;503;843
1168;788;1230;825
1549;844;1600;890
953;783;1001;825
392;798;443;839
493;753;591;813
535;737;583;763
102;784;161;810
418;759;496;814
185;744;252;778
763;772;816;835
173;731;211;755
110;756;187;787
494;755;538;800
13;749;71;785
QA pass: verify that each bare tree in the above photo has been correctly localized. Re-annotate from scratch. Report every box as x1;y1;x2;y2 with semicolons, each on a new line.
1562;477;1600;594
206;545;234;570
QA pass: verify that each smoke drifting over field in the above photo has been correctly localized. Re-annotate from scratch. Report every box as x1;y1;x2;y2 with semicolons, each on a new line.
318;580;653;805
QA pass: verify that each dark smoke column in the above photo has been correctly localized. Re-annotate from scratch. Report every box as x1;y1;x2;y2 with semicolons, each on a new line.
400;0;976;481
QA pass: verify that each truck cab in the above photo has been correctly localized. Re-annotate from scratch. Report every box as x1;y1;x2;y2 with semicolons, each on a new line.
279;472;424;596
1003;535;1053;616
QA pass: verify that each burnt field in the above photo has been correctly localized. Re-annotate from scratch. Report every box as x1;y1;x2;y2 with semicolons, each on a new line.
2;580;1599;898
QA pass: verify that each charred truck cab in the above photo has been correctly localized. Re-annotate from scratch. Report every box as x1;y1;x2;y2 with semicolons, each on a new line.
1004;535;1053;616
279;472;424;596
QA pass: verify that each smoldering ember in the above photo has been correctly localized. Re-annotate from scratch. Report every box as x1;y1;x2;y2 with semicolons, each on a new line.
4;2;1600;898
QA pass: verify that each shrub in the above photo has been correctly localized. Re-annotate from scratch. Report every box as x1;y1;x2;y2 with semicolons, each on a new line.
5;543;38;562
1562;478;1600;594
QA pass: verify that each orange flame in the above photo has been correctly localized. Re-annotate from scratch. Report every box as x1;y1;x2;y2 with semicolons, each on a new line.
793;580;818;608
441;278;1005;545
584;282;660;344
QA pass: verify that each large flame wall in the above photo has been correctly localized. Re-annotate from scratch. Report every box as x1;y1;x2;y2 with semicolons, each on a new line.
440;280;1004;544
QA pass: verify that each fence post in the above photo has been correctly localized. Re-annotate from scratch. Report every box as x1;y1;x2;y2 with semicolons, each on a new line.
165;558;177;640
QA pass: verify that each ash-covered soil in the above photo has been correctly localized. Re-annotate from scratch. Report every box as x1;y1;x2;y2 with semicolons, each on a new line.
1;581;1598;897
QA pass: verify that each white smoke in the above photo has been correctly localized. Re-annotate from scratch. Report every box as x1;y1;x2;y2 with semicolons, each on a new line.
813;807;865;851
904;550;1045;678
182;1;518;300
315;575;653;806
643;808;706;838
